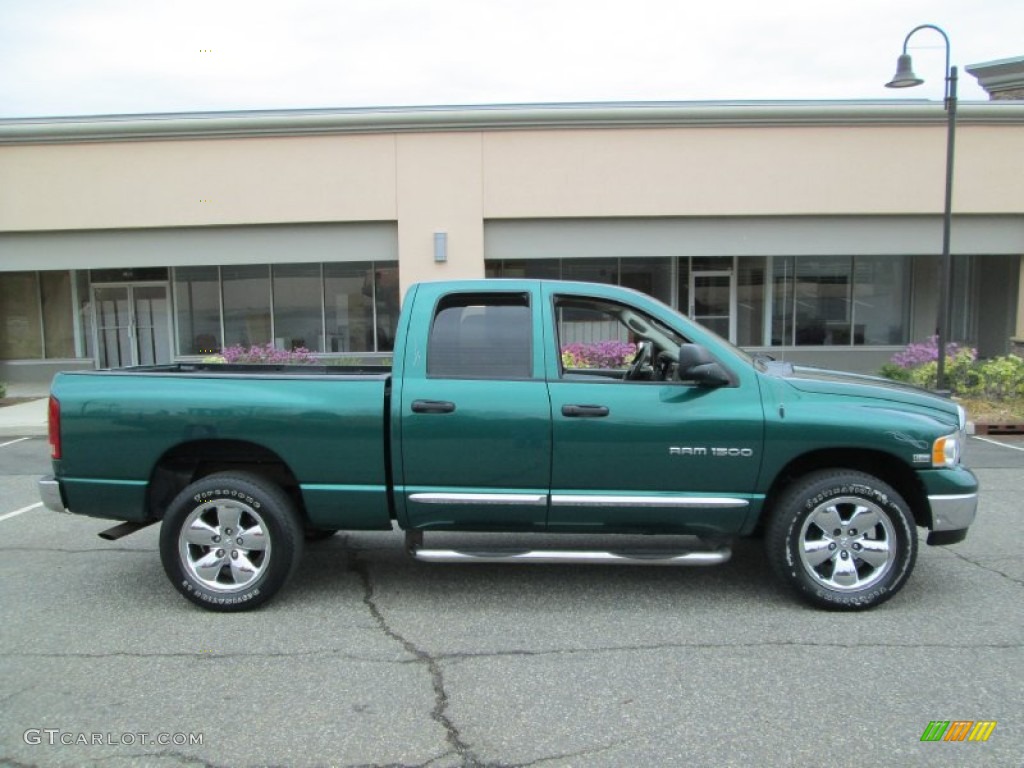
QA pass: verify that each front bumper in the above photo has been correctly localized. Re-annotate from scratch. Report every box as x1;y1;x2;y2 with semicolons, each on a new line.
38;476;66;513
926;492;977;545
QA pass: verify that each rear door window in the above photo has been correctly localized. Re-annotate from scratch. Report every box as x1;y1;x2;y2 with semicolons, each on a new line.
427;293;532;379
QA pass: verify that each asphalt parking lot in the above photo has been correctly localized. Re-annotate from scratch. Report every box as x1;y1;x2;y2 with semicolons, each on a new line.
1;433;1021;767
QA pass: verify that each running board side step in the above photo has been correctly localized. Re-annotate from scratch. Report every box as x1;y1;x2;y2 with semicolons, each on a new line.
406;537;730;566
98;520;156;541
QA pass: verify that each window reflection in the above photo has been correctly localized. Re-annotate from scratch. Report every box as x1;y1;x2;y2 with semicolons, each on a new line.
273;263;321;351
222;265;271;348
174;266;221;355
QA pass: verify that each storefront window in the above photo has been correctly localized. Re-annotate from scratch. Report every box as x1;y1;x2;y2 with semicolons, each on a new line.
621;258;672;305
487;258;672;306
373;264;400;352
174;266;221;355
773;256;909;346
854;256;911;345
77;271;93;358
222;265;271;348
486;259;560;279
487;254;911;349
0;272;43;359
736;257;765;346
323;261;399;352
40;272;75;358
562;259;618;286
273;263;322;351
796;256;851;345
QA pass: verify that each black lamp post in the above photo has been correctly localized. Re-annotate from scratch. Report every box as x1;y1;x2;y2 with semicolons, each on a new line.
885;24;957;394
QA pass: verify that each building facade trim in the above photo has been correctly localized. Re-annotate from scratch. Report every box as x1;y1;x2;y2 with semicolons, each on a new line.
485;215;1024;260
3;101;1024;145
0;222;398;272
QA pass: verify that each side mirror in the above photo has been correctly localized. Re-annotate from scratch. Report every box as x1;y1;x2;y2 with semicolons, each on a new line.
676;343;731;387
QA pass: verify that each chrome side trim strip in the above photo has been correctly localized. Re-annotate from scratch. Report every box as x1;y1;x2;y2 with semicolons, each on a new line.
412;548;731;566
409;493;548;506
550;495;749;509
928;493;978;531
408;493;750;509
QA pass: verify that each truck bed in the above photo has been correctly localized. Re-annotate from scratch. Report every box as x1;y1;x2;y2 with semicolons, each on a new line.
49;366;394;530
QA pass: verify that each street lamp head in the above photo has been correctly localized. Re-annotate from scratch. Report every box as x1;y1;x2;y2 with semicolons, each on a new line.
886;53;924;88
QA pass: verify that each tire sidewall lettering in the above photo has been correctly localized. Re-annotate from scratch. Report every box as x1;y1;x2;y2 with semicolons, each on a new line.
192;489;261;509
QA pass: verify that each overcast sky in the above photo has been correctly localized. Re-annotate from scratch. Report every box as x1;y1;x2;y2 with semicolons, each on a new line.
1;0;1021;119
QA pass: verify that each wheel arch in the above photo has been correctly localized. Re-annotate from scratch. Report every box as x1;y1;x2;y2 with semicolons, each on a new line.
761;448;930;531
146;439;306;523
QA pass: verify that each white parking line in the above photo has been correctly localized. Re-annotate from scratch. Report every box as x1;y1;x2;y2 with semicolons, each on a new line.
0;502;43;522
972;435;1024;452
0;437;32;449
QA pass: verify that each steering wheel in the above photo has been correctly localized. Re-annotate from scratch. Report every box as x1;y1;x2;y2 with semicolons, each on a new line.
652;351;674;381
624;341;652;381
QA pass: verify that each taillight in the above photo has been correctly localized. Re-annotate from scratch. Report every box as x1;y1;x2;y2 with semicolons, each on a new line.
48;396;61;459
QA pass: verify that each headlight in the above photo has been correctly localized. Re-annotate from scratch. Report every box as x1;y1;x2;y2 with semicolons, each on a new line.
932;433;961;468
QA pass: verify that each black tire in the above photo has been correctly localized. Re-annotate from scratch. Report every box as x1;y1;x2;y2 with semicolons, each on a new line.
765;470;917;610
159;472;303;611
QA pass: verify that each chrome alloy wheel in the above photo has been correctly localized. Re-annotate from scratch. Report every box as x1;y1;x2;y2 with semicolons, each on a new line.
178;500;271;593
798;496;896;592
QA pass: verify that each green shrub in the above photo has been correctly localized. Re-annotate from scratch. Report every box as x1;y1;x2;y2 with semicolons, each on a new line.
878;363;912;383
880;342;1024;401
906;360;937;390
969;356;1024;399
0;381;6;399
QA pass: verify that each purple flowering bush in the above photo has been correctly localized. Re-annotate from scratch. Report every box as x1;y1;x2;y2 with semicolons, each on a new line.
215;344;318;365
889;336;975;370
561;341;637;369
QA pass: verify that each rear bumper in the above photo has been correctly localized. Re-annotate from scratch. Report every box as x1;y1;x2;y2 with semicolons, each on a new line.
38;476;66;513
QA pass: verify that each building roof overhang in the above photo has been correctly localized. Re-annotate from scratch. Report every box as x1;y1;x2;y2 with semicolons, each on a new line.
1;99;1023;145
966;55;1024;97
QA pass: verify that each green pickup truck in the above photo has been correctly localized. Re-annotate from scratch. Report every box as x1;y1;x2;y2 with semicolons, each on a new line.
39;279;977;612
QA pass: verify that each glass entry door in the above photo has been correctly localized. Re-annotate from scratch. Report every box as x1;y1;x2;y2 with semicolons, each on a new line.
689;270;736;341
93;284;172;367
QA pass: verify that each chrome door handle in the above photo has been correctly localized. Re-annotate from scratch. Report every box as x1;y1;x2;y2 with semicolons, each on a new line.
561;404;609;418
411;400;456;414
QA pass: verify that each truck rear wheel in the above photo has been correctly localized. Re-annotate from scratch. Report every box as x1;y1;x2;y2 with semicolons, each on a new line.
159;472;303;611
766;470;917;610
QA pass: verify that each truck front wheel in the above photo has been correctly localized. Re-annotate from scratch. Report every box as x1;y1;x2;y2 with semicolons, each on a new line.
766;470;917;610
160;472;303;611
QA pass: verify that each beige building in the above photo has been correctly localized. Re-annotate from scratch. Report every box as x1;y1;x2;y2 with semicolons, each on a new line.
2;87;1023;384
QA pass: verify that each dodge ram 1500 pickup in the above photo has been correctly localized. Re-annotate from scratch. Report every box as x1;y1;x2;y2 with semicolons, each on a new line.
39;279;978;611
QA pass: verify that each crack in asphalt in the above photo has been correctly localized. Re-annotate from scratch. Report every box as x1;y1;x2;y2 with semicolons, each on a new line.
498;737;639;768
0;758;39;768
0;683;38;708
92;751;227;768
432;638;1023;664
4;637;1019;667
349;555;476;768
940;547;1024;587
